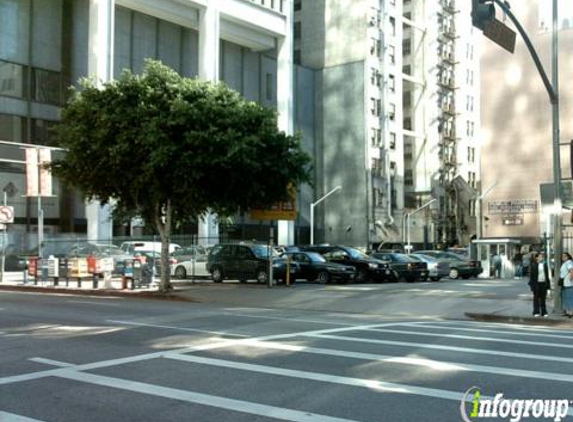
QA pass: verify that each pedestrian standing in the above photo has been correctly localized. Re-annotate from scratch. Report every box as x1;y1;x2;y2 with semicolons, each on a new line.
513;250;523;279
492;253;502;278
561;252;573;318
528;252;551;317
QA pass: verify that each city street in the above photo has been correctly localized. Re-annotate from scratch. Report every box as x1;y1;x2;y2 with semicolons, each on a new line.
1;281;573;422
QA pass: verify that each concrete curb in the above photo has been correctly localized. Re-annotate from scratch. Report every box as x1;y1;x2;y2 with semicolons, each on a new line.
0;284;197;302
465;312;573;327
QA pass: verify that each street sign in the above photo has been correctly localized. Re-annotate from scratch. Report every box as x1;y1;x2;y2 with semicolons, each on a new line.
0;206;14;223
501;213;524;226
483;18;516;53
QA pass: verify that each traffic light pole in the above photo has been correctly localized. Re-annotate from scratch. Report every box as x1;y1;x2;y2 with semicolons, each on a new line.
483;0;561;310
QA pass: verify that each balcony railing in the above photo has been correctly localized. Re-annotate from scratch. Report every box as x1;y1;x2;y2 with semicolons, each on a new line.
245;0;287;15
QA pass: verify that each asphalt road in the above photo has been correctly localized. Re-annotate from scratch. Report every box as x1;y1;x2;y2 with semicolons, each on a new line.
1;285;573;422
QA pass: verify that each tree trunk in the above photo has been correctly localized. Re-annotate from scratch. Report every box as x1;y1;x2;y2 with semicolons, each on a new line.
155;201;172;292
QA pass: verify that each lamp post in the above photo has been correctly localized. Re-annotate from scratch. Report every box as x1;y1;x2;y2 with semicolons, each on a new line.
406;198;437;254
310;186;341;245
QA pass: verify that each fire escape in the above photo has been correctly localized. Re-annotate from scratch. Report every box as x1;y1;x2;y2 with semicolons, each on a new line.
436;0;459;244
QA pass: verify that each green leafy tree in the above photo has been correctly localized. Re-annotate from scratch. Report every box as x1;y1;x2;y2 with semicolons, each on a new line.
51;60;312;292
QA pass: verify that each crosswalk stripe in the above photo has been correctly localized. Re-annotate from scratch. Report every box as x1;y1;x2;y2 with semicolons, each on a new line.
0;411;50;422
231;339;573;383
304;333;573;363
163;352;573;417
402;322;573;340
57;370;363;422
361;327;573;349
419;320;573;333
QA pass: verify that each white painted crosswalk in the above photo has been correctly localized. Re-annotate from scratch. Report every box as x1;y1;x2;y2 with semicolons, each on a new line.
2;319;573;422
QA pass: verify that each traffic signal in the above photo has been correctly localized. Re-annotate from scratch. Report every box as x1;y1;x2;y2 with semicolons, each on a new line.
471;0;495;31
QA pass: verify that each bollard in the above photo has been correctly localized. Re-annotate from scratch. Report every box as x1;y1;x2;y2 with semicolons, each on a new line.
286;256;291;287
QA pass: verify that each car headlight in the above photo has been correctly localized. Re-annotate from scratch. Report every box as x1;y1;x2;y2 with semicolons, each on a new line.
368;263;378;269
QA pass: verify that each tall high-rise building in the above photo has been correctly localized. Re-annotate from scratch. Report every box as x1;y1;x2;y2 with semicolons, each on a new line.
0;0;294;245
294;0;481;247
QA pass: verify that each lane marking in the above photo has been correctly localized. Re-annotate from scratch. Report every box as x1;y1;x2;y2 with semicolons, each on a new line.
0;412;51;422
106;320;249;338
0;322;404;385
361;327;573;349
164;353;573;416
402;322;573;340
57;370;364;422
304;333;573;363
223;339;573;383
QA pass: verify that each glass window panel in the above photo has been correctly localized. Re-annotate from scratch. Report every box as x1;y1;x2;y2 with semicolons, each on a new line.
132;12;157;74
0;0;30;63
0;113;26;142
158;20;181;73
32;0;62;71
31;119;58;146
0;61;26;98
32;68;61;105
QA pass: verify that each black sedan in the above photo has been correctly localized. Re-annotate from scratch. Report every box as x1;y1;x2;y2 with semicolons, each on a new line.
300;245;393;283
283;251;356;283
370;252;429;282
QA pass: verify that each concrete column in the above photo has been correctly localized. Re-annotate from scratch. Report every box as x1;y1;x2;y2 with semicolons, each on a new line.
86;0;114;241
277;0;294;246
197;1;220;243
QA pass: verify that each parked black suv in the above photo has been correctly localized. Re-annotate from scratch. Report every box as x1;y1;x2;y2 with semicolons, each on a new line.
207;243;298;283
300;245;392;283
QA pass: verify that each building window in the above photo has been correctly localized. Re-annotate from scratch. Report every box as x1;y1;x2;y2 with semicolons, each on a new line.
371;128;382;147
405;169;413;185
389;103;396;121
388;74;395;92
0;61;27;99
403;39;411;56
469;199;476;217
0;113;27;143
390;17;396;36
371;38;382;57
32;68;61;105
388;45;396;65
294;49;301;65
371;98;381;117
403;91;411;107
403;117;412;130
265;73;273;101
294;0;301;11
389;132;396;149
294;21;301;39
32;119;58;146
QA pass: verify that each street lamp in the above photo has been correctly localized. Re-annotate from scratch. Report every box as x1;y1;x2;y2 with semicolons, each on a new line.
310;186;342;245
406;198;437;254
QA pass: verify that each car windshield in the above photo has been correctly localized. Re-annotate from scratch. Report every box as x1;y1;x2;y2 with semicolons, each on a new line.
306;252;327;263
251;245;278;259
345;247;369;260
413;254;437;262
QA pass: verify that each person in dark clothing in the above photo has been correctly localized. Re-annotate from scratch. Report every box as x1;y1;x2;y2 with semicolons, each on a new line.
528;252;551;317
513;251;523;278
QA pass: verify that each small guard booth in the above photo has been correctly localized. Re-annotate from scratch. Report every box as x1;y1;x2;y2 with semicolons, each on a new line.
471;238;522;278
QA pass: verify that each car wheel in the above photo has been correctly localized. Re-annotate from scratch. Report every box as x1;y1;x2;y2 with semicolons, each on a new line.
449;268;459;279
256;269;268;284
174;266;187;279
356;269;368;283
316;271;330;284
211;267;223;283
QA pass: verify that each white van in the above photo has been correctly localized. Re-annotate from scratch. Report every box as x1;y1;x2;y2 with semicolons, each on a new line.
119;241;181;255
